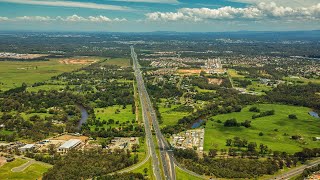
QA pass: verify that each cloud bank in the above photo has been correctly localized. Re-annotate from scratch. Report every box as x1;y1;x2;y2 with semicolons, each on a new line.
146;2;320;21
0;0;130;11
1;15;127;23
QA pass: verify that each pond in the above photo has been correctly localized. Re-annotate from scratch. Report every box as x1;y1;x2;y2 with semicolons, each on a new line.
191;119;204;128
309;111;319;118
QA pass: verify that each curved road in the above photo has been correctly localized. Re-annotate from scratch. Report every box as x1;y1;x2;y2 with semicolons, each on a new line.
271;158;320;180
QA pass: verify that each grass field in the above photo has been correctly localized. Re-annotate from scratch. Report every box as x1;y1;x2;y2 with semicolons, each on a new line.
227;69;245;78
204;104;320;153
246;81;273;94
27;84;75;92
176;167;204;180
102;58;131;67
93;105;136;129
131;159;154;179
0;60;84;91
158;105;191;127
0;159;51;179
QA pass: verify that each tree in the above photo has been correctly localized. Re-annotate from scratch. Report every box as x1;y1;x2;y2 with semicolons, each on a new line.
226;139;232;146
208;149;218;158
143;168;148;176
247;142;257;152
131;144;139;152
288;114;297;119
48;144;56;155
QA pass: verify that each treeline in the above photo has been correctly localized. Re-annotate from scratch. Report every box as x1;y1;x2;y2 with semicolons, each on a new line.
295;164;320;180
266;83;320;111
43;149;138;180
175;148;320;179
174;148;279;178
97;173;145;180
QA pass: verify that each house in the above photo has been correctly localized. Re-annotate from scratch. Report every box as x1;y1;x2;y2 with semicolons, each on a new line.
19;144;35;152
57;139;81;154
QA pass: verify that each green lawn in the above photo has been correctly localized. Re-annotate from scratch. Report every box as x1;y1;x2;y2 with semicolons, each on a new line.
0;159;51;180
27;84;75;92
159;105;191;127
93;105;136;129
0;60;84;91
176;167;204;180
227;69;245;78
102;58;131;67
131;159;154;180
204;104;320;154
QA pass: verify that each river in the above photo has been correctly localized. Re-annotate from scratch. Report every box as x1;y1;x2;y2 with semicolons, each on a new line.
77;105;88;130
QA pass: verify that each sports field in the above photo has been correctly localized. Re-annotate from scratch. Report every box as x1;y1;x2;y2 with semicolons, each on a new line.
204;104;320;153
0;60;84;91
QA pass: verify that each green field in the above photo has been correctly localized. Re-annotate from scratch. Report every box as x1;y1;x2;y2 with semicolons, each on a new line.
159;105;191;127
176;167;204;180
102;58;131;67
131;159;154;179
27;84;74;92
204;104;320;153
0;60;84;91
227;69;245;78
93;105;136;129
0;159;51;179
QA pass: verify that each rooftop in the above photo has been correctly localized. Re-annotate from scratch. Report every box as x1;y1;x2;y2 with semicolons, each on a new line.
20;144;35;149
58;139;81;149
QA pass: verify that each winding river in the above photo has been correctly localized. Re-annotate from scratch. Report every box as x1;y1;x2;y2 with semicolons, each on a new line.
77;105;89;130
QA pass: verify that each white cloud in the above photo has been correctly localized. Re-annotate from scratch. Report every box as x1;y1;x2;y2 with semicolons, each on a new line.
146;2;320;22
112;0;179;4
0;0;130;11
5;15;127;23
230;0;320;8
16;16;55;22
0;16;9;21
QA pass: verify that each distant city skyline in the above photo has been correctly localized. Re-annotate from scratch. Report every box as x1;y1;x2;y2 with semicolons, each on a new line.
0;0;319;32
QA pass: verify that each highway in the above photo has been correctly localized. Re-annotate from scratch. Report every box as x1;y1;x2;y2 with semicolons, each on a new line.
271;158;320;180
131;46;176;180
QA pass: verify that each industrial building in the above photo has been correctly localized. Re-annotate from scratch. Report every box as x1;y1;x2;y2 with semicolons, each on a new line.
19;144;35;152
57;139;81;154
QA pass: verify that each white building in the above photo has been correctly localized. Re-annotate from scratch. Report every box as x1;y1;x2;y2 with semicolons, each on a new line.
57;139;81;154
19;144;35;152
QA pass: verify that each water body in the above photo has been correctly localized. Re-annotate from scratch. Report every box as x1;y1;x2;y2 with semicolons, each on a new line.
309;111;320;118
77;105;88;130
191;119;204;128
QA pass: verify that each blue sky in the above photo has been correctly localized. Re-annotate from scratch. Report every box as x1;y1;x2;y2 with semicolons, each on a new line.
0;0;319;32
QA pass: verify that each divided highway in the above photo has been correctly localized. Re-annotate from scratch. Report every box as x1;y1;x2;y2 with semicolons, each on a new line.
131;46;176;180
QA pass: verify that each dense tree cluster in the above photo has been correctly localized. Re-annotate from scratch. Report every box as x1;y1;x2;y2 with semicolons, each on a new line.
266;83;320;111
174;148;279;178
43;149;138;180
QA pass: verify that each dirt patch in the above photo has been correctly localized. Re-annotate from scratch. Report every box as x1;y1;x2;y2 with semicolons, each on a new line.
208;78;223;85
178;69;202;75
52;135;88;142
0;157;6;167
59;58;97;65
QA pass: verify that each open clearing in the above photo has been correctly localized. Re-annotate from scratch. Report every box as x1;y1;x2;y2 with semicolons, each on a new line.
177;69;202;75
0;60;84;91
159;104;191;127
101;58;131;67
204;104;320;154
92;105;136;129
0;158;51;180
58;57;98;65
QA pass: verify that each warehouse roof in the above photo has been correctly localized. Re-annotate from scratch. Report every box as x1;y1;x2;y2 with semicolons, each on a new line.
59;139;81;149
20;144;35;149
